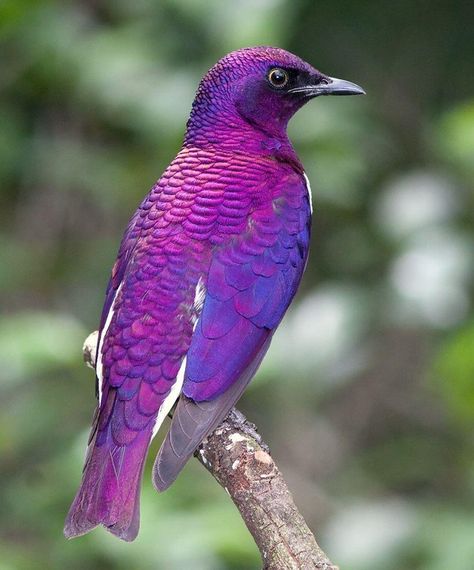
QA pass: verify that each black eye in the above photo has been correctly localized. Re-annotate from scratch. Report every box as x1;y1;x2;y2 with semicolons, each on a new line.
268;68;289;89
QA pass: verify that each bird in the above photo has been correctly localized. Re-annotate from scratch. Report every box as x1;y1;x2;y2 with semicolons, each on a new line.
64;46;364;542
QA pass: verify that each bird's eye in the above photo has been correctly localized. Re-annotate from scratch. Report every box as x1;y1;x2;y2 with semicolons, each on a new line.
267;68;289;89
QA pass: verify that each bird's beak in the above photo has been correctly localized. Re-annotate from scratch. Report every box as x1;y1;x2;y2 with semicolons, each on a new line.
319;76;366;96
290;76;366;98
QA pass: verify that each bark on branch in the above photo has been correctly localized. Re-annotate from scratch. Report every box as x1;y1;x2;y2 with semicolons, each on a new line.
82;331;338;570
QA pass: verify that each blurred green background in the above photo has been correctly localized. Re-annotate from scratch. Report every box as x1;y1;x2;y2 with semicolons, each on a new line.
1;1;473;568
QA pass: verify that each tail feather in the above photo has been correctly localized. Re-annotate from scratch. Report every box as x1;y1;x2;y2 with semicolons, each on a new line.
64;425;151;542
153;335;273;491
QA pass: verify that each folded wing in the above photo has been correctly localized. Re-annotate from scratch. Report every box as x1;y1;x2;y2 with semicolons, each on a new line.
153;197;311;490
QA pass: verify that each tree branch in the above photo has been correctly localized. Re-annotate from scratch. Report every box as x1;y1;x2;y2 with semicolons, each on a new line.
82;331;338;570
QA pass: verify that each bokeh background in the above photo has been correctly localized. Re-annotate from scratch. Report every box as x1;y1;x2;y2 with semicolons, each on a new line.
1;1;474;568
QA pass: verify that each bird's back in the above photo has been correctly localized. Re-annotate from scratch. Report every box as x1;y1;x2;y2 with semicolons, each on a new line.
65;142;311;540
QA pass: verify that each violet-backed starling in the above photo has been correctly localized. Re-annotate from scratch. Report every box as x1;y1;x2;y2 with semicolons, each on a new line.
65;46;364;541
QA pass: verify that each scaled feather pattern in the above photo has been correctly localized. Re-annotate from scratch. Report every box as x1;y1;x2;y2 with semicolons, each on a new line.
65;46;364;541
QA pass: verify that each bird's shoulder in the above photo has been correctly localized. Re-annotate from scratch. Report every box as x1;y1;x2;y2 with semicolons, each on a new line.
125;146;304;239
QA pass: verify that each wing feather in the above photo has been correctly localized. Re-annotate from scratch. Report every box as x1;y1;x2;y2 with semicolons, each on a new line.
152;335;272;491
153;191;311;490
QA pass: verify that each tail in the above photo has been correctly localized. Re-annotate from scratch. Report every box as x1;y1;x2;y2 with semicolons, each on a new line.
153;335;273;491
64;420;152;542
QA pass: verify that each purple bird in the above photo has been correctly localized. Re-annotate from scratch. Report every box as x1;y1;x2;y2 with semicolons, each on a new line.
65;46;364;541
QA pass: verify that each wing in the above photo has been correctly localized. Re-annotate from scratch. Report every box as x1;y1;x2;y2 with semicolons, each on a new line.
153;189;311;490
153;335;273;491
94;210;141;402
66;161;206;539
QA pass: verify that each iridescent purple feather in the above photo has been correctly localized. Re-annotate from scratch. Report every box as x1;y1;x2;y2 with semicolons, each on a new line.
65;46;326;541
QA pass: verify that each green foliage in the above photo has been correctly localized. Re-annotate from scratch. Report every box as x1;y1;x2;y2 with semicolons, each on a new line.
434;322;474;423
437;102;474;183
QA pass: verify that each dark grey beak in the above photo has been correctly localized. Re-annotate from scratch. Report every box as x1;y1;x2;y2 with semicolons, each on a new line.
319;76;366;96
290;76;365;97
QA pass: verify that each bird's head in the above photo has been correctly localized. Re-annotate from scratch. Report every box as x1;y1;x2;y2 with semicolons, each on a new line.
186;46;364;149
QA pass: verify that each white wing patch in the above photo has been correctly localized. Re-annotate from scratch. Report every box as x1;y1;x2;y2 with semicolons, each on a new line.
192;277;206;324
151;278;206;439
96;283;123;406
303;172;313;214
151;356;186;439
